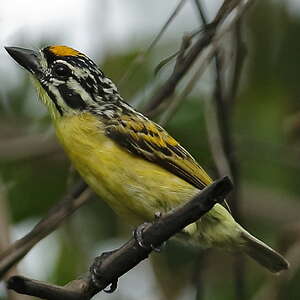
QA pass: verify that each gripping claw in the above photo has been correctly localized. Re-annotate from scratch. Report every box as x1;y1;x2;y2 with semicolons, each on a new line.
90;250;118;292
133;221;164;252
103;279;118;293
134;222;150;249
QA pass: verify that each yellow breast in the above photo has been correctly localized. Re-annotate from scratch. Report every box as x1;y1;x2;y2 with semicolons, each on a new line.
54;113;199;224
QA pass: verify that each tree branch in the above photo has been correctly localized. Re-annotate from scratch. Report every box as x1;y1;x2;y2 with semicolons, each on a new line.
145;0;244;114
0;134;61;162
7;177;233;300
119;0;187;88
194;2;252;300
0;181;92;279
0;181;27;300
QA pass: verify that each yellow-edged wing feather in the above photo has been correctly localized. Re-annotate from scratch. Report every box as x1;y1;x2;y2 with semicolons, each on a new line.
104;113;213;190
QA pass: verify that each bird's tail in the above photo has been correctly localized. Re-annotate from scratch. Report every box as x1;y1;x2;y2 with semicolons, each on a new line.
240;227;289;273
187;204;289;273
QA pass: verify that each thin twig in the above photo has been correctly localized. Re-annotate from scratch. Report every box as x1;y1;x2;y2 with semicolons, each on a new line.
226;18;247;107
145;0;253;115
193;0;208;24
6;177;233;300
196;1;252;300
0;134;60;162
0;181;92;279
145;24;216;114
158;52;212;126
0;181;26;300
119;0;187;87
158;0;253;125
192;2;223;300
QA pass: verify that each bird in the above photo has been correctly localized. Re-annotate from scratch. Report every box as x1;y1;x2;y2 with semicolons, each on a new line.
5;45;289;273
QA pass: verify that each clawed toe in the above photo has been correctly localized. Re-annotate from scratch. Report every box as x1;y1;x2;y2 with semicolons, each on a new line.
133;222;164;252
154;211;163;219
103;279;118;293
90;250;118;292
133;222;150;249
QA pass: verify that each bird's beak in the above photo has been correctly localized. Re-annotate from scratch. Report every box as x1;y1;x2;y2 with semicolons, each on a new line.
5;46;41;75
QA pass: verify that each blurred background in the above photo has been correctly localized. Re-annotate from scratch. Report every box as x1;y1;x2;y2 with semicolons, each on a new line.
0;0;300;299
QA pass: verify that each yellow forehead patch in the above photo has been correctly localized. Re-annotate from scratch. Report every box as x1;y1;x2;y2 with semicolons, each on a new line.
48;45;82;57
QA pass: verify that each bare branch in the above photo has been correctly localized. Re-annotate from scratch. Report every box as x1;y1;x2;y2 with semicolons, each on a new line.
145;0;248;114
158;0;253;126
119;0;187;87
226;18;247;107
145;24;216;114
158;54;211;126
0;181;26;300
0;134;61;162
195;2;253;300
7;177;233;300
0;181;92;279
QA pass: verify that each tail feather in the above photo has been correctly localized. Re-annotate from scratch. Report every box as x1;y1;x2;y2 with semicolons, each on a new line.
240;229;289;273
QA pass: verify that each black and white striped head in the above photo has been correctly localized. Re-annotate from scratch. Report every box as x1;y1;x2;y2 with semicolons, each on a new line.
5;45;125;119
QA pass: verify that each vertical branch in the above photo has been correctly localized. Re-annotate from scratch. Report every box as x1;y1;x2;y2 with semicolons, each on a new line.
211;26;246;300
194;1;248;300
213;15;247;300
0;181;27;300
226;19;247;108
191;1;225;300
119;0;187;88
193;251;207;300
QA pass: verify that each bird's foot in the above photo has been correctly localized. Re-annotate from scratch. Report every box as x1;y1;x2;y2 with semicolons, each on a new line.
133;222;153;250
153;211;166;252
154;211;163;219
103;279;118;293
90;250;119;293
133;213;165;252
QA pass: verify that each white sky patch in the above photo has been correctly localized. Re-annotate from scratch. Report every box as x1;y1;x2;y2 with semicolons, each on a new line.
0;0;89;47
1;0;299;78
0;0;223;72
286;0;300;15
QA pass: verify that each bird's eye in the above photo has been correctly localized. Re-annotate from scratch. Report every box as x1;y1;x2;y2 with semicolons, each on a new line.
53;63;72;77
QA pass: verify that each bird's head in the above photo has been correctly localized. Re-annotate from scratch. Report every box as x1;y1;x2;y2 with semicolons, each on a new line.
5;45;121;119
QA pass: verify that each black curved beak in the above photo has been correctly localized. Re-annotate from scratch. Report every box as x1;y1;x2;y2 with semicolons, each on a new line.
5;46;41;74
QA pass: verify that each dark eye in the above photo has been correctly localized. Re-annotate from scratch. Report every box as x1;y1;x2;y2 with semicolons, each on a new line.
53;63;72;77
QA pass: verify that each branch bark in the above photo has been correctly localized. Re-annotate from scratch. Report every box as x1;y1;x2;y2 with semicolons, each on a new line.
195;2;251;300
0;181;27;300
145;0;244;114
0;181;92;279
119;0;187;88
7;177;233;300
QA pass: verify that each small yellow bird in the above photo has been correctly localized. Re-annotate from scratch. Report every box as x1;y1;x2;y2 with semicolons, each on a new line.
5;45;289;273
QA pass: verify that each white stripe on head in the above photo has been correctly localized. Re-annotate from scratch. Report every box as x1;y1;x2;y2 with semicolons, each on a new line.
67;78;95;106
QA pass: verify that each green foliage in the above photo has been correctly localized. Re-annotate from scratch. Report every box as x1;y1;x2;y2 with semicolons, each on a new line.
0;156;68;222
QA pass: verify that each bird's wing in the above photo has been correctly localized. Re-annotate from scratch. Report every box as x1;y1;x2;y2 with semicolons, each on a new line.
104;114;213;190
